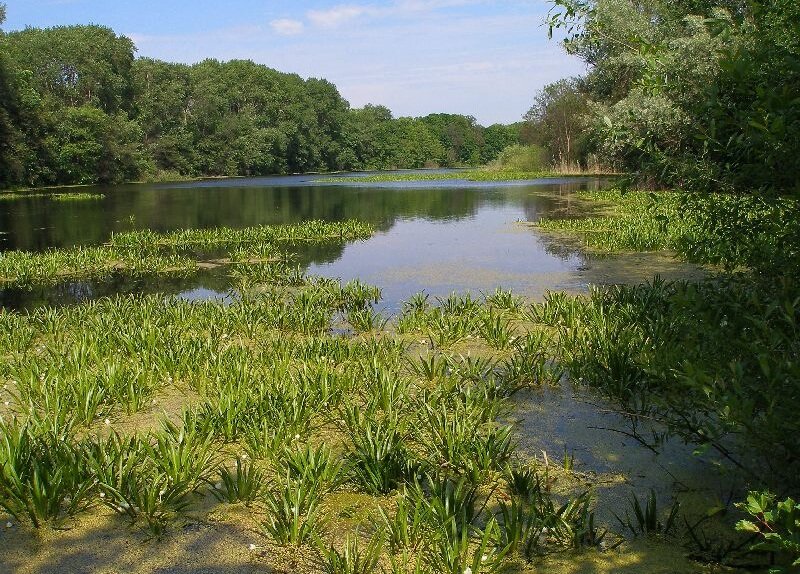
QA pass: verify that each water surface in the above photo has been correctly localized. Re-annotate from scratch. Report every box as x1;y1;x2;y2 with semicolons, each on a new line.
1;173;703;310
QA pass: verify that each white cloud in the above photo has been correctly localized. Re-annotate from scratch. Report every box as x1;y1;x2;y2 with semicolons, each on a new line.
306;5;376;28
270;18;304;36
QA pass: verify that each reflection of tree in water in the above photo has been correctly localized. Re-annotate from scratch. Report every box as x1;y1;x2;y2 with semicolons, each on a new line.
0;269;236;311
0;184;485;252
0;178;614;252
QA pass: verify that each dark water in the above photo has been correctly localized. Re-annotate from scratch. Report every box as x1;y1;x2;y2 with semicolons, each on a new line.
0;173;624;309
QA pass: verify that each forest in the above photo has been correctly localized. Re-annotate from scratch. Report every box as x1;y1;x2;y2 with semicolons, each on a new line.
0;13;519;188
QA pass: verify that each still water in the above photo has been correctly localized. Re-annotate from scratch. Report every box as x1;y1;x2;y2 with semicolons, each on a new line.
0;173;626;309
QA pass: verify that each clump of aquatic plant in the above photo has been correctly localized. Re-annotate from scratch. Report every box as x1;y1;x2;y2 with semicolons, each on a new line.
279;443;344;492
497;489;608;558
261;474;324;546
613;489;680;537
380;488;431;553
426;516;509;574
315;531;384;574
347;308;388;333
148;419;217;491
0;418;95;527
0;245;197;288
211;457;265;506
50;192;105;201
86;424;213;536
502;462;542;501
478;310;515;350
338;280;382;312
407;353;449;381
110;219;374;251
418;393;513;478
484;287;523;313
343;409;413;495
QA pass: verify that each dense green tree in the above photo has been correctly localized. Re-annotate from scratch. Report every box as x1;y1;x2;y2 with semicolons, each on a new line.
342;104;393;170
4;25;135;114
481;123;520;164
523;78;590;167
420;113;484;166
374;118;445;169
45;105;146;184
131;58;194;175
548;0;800;191
0;19;518;188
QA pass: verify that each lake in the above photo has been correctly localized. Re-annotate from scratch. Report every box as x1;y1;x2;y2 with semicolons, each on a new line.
0;173;701;310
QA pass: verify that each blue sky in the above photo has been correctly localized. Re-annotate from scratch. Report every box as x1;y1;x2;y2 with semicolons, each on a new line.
3;1;585;125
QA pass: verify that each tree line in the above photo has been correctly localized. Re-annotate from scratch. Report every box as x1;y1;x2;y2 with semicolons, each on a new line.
0;15;520;188
523;0;799;193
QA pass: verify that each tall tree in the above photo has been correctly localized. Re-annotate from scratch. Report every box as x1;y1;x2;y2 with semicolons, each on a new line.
523;78;589;166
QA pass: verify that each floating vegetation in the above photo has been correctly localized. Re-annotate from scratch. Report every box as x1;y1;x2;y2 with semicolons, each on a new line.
109;219;374;251
0;219;374;287
319;170;564;183
50;193;105;201
0;245;197;287
0;272;627;569
2;194;795;571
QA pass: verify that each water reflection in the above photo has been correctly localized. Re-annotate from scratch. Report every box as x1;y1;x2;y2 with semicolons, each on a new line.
1;175;620;309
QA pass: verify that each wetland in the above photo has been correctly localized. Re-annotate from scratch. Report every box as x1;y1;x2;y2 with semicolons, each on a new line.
0;174;796;573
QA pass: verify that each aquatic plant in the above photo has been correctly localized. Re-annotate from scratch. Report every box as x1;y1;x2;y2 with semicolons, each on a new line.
613;489;680;537
261;475;323;546
343;410;413;495
279;443;344;492
315;531;384;574
50;192;105;201
211;457;265;506
425;516;508;574
0;419;95;527
380;489;431;553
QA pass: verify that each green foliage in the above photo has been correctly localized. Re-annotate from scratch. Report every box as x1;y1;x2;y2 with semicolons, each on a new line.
261;475;323;546
0;418;95;527
538;190;800;484
736;491;800;572
522;78;591;167
211;457;265;505
547;0;800;192
315;532;384;574
487;145;549;172
0;22;523;188
613;489;680;537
